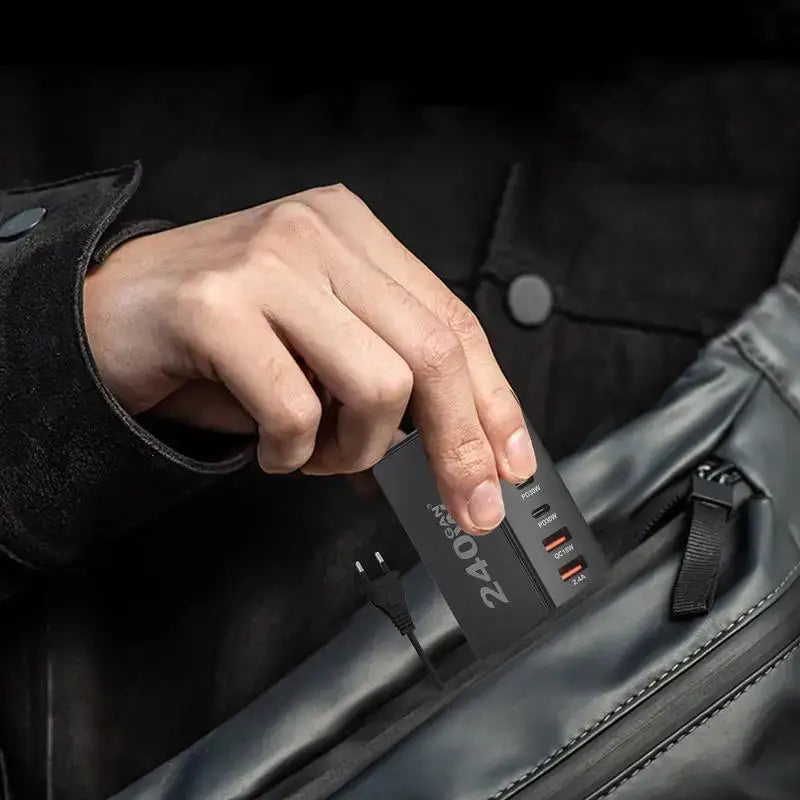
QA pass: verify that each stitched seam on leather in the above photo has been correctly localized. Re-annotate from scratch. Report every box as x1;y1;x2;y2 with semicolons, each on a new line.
729;332;800;422
5;163;139;195
593;637;800;799
486;560;800;800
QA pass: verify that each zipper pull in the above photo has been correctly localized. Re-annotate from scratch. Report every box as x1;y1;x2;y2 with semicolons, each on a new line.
689;474;734;520
695;460;717;480
672;461;740;618
715;465;743;486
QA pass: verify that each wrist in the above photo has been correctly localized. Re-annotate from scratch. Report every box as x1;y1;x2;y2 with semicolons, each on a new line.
83;228;180;416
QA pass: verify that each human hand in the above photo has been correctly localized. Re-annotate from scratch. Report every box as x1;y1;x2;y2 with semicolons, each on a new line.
83;185;536;533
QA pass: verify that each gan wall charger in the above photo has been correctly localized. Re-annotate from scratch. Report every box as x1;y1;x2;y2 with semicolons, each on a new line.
372;424;607;658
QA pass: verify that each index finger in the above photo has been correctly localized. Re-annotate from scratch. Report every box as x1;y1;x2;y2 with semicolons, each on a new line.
319;255;506;534
322;194;536;486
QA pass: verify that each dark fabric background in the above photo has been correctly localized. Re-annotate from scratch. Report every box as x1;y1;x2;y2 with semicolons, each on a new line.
3;39;800;798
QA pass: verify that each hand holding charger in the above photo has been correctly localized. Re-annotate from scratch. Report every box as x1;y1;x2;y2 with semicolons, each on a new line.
370;421;607;660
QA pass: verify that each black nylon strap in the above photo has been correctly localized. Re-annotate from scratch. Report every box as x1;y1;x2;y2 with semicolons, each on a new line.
672;499;729;617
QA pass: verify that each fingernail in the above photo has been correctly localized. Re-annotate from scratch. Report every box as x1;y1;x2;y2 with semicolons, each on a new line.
504;427;536;482
467;480;505;532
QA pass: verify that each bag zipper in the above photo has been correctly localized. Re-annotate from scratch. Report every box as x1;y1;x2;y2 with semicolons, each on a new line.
507;461;799;800
638;458;744;544
277;499;697;800
509;551;800;799
280;458;760;800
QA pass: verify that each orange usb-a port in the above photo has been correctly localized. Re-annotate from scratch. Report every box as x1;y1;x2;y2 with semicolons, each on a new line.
542;527;571;553
559;556;587;581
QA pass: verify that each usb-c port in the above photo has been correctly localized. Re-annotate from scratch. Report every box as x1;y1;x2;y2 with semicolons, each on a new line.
515;474;537;490
531;503;551;519
542;527;571;553
559;557;587;581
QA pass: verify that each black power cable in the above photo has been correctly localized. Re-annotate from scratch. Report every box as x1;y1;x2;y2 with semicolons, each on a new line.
355;552;444;690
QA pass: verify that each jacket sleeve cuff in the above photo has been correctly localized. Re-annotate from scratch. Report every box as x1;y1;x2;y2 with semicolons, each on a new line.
93;218;176;264
0;163;252;570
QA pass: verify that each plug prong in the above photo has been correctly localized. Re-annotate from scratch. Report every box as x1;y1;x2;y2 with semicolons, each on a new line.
375;551;389;574
356;552;443;691
355;560;370;587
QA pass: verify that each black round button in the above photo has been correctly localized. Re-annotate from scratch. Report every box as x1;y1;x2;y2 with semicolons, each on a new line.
507;274;553;327
0;206;47;241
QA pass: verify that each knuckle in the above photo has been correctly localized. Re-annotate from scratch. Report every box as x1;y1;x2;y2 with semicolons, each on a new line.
383;362;414;405
441;433;492;481
242;242;286;276
174;270;237;326
418;327;464;377
477;385;527;447
265;199;323;238
318;182;350;196
440;295;482;341
359;362;413;412
314;182;358;203
273;394;322;441
312;183;372;218
486;383;521;420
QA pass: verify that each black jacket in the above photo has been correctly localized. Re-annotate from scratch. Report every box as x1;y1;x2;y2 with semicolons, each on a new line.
0;165;249;576
1;61;799;799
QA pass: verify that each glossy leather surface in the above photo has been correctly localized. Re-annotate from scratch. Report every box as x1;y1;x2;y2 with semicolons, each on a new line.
608;636;800;800
594;287;800;800
111;566;460;800
112;285;800;800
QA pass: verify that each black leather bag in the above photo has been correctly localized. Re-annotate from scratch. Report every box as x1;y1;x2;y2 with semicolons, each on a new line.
111;246;800;800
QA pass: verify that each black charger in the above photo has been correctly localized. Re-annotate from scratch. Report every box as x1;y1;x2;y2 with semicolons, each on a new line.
369;424;607;659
